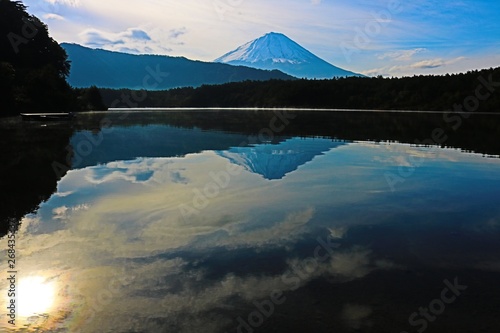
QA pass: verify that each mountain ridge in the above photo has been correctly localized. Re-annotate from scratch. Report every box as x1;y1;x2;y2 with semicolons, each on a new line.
61;43;294;90
217;138;346;180
215;32;362;79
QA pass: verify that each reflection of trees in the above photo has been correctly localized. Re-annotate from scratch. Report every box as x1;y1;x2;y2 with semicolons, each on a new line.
0;119;74;237
1;110;499;237
80;110;500;157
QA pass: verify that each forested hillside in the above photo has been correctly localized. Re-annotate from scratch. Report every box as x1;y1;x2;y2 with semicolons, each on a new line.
100;67;500;112
62;43;295;90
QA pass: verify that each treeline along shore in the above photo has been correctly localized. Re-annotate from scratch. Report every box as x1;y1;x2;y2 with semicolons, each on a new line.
2;0;499;116
100;67;500;112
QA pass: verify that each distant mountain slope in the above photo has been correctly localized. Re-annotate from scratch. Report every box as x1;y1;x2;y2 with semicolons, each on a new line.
62;43;294;89
217;138;346;180
215;32;362;79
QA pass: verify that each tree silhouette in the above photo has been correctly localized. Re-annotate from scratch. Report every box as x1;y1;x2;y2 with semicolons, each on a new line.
100;67;500;113
0;0;107;115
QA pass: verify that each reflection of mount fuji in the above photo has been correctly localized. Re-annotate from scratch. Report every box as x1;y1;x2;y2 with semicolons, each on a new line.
218;138;347;180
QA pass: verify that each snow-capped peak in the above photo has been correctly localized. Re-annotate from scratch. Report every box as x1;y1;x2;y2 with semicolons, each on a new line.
214;32;362;79
215;32;317;65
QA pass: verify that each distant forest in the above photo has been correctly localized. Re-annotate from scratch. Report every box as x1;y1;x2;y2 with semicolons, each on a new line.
2;1;498;115
0;0;106;116
101;67;500;112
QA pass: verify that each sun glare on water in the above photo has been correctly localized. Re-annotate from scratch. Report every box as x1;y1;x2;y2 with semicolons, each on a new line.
18;276;55;317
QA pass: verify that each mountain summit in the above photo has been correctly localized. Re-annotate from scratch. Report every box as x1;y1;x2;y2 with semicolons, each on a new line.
61;43;293;90
215;32;361;79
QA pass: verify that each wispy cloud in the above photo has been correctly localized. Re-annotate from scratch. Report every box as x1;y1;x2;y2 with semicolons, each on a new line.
169;27;187;39
43;0;79;6
409;57;466;69
342;304;373;330
21;0;500;76
378;48;427;61
42;13;65;21
79;27;172;54
363;56;467;76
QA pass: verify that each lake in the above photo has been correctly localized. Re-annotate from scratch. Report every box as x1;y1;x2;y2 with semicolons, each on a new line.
1;109;500;333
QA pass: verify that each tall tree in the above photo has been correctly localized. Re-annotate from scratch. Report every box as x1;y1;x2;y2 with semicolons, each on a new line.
0;0;75;115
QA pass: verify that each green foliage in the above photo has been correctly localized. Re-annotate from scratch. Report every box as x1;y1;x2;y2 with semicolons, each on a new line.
0;116;74;235
100;67;500;112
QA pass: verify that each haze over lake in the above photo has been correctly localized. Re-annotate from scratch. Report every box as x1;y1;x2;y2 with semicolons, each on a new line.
1;110;500;333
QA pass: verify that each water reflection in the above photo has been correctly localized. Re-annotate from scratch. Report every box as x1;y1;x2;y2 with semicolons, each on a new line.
18;276;55;318
2;134;500;331
218;138;346;180
1;111;500;332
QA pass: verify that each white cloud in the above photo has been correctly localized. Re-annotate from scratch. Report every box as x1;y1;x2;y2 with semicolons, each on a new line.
363;56;467;76
44;0;79;5
79;27;173;54
19;0;499;76
378;48;427;61
43;13;65;20
409;57;466;69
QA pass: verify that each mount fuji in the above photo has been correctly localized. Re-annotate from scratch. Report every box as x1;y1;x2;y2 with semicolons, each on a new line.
215;32;362;79
217;138;347;180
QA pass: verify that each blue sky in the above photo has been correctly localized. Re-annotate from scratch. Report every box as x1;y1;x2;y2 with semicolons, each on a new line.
22;0;500;77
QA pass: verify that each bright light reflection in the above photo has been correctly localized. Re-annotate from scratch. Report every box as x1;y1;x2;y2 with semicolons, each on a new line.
18;276;55;317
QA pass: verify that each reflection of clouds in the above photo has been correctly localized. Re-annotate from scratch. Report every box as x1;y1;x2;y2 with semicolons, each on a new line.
329;226;348;239
4;139;499;333
342;303;373;330
284;246;396;290
216;207;315;248
327;247;372;279
459;217;500;272
471;217;500;234
52;204;89;221
54;191;73;197
370;143;443;166
116;245;394;333
5;145;403;332
359;141;500;167
84;158;187;185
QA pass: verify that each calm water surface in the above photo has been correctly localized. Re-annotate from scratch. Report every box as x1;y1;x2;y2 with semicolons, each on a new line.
1;110;500;333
